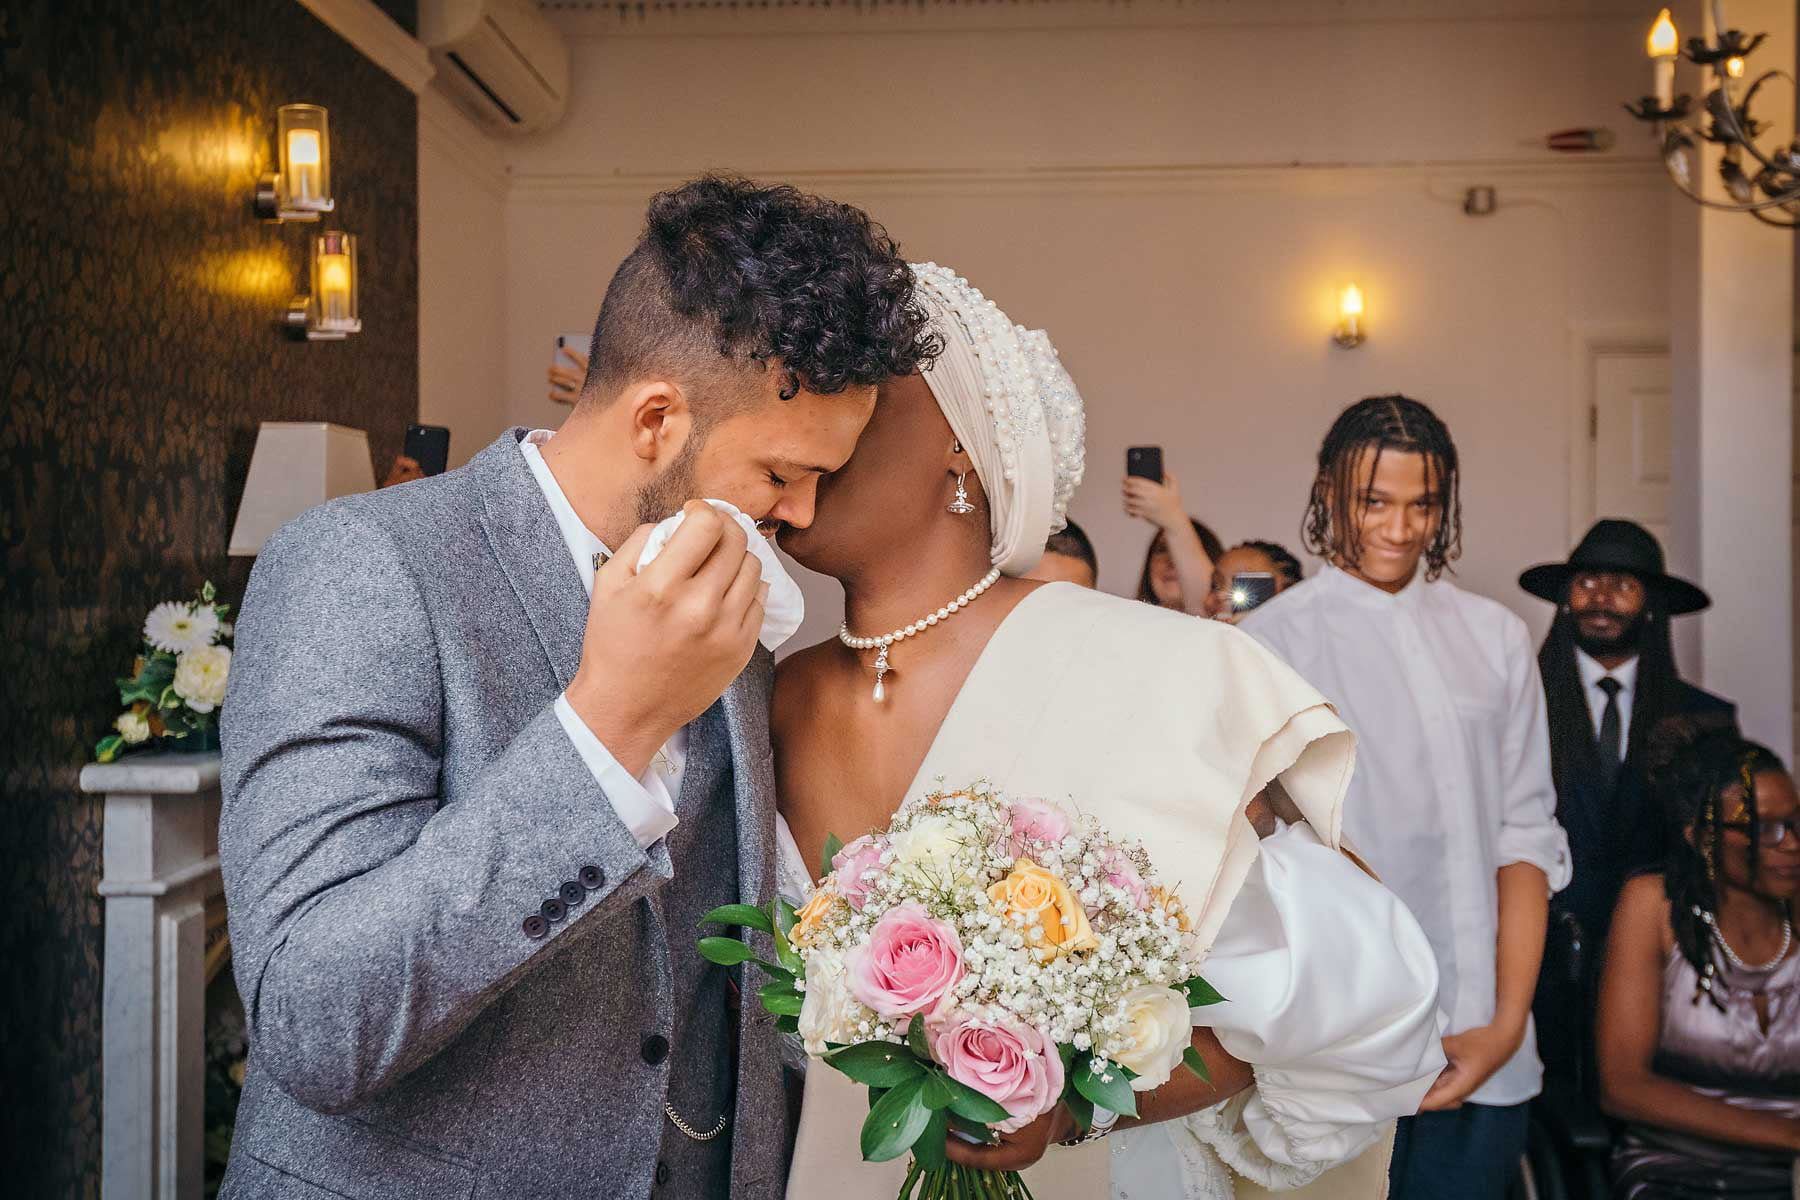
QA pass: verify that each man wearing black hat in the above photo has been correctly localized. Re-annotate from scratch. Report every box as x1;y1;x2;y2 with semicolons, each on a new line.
1519;519;1734;1080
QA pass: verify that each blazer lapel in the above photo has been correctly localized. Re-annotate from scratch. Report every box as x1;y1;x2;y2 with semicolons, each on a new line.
720;647;777;908
472;428;589;689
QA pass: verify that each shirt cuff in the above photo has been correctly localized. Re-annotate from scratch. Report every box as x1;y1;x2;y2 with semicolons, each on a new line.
553;693;679;849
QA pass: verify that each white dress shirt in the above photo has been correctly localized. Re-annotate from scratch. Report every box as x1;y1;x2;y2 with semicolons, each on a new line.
520;431;686;849
1243;565;1571;1106
1576;648;1638;744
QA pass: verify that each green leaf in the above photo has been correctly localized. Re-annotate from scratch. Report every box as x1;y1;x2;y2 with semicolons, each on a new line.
94;735;123;764
827;1041;927;1088
820;833;845;881
919;1070;956;1111
1062;1087;1094;1134
757;981;804;1017
1183;976;1226;1008
1072;1055;1138;1119
906;1014;931;1060
913;1107;948;1172
860;1076;931;1163
698;903;774;934
940;1075;1011;1124
774;1014;799;1035
776;897;799;937
697;937;757;966
772;914;803;976
1182;1044;1212;1084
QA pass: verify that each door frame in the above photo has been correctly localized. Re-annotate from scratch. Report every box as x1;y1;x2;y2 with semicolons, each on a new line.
1567;320;1669;546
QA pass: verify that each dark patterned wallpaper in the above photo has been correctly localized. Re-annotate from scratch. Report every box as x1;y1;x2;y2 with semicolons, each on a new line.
0;2;419;1195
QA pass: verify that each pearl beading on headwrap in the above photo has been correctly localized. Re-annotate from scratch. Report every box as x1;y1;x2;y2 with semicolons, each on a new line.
910;263;1088;573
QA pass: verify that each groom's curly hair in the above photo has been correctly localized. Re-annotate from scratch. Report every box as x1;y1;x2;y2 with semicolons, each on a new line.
582;174;940;414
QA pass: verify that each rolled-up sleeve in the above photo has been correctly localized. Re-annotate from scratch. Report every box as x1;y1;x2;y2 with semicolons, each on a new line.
1494;621;1572;891
1182;823;1447;1188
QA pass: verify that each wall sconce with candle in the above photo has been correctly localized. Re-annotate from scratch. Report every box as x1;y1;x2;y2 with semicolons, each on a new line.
1333;284;1367;349
285;230;361;340
255;104;334;222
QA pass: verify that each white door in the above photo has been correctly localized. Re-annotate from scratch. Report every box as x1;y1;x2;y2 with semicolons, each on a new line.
1591;352;1673;548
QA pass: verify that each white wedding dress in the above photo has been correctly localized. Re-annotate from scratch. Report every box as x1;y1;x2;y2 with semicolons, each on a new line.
773;585;1445;1200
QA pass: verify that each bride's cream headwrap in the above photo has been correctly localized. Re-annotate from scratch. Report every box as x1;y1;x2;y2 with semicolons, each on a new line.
911;263;1086;576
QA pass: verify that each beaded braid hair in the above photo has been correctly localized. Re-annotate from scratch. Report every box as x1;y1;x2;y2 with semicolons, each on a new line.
1646;715;1784;1008
1302;395;1463;581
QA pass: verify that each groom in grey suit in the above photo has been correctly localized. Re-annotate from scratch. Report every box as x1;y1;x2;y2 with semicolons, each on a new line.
217;176;937;1199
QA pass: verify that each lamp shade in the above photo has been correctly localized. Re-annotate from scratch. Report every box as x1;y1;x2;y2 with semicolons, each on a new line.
229;422;376;555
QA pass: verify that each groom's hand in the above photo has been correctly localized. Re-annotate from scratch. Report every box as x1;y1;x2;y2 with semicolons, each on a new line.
565;502;767;777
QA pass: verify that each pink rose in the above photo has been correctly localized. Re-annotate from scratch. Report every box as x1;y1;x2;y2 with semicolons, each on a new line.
1100;848;1150;910
847;902;964;1019
931;1015;1065;1133
830;835;886;910
1007;797;1073;855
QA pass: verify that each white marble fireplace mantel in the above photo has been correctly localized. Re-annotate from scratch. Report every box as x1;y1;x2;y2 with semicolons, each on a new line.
80;751;224;1200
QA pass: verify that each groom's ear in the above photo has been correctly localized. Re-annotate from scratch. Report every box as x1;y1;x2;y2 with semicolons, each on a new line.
621;378;694;465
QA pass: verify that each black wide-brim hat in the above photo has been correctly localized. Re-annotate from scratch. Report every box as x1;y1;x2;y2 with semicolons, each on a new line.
1519;518;1710;615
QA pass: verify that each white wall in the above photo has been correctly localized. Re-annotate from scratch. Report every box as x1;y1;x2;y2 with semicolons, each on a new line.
479;0;1673;651
418;89;510;469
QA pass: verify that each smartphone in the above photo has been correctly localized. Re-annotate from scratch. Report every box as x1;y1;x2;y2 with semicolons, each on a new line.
1229;572;1278;614
1126;445;1164;482
404;424;451;477
554;332;592;369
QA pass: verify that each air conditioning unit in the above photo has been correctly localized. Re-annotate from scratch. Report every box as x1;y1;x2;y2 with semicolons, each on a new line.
420;0;570;136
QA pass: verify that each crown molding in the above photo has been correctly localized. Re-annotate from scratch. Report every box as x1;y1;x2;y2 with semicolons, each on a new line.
508;156;1666;204
539;0;1653;40
296;0;435;94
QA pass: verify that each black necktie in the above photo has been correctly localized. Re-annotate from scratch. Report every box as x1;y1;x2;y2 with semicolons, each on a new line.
1597;676;1624;791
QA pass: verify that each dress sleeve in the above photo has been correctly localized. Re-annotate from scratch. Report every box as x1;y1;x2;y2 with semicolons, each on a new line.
1182;822;1447;1188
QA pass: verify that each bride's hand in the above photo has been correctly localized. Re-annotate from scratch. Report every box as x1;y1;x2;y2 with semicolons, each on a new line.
942;1104;1078;1172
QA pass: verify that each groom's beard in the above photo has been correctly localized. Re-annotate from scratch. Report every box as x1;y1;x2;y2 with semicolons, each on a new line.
632;439;701;527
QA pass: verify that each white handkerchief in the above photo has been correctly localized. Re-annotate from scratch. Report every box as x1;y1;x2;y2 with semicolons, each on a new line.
636;500;806;652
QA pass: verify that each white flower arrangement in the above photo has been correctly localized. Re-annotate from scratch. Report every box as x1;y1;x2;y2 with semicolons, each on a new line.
95;582;234;763
698;781;1223;1200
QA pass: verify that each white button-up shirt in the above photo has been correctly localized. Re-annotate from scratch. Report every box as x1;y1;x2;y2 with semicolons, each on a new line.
1576;648;1638;745
520;431;686;849
1243;565;1571;1106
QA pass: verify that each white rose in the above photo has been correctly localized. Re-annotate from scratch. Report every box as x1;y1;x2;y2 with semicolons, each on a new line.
172;645;231;714
115;710;150;744
1114;984;1192;1091
886;813;979;885
144;601;219;654
797;947;861;1056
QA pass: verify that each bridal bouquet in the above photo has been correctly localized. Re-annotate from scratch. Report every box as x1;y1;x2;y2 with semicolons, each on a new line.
94;582;234;763
699;782;1221;1200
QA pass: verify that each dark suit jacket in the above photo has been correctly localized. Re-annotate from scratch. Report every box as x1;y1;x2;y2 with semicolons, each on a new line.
1534;675;1734;1082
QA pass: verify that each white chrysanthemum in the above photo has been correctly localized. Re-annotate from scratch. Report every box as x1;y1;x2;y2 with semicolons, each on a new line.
114;710;150;744
172;646;231;713
144;602;219;654
797;947;863;1056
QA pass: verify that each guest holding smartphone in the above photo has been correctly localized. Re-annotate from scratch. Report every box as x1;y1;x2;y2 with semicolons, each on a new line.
1123;453;1223;614
1204;540;1304;623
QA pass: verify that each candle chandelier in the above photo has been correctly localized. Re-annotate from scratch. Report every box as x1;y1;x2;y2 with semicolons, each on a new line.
1625;3;1799;228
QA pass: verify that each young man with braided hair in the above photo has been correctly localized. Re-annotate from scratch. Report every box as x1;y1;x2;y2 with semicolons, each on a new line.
1242;395;1571;1200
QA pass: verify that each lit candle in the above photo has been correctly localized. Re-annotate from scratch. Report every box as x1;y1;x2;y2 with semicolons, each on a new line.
318;251;352;324
1334;284;1365;347
287;128;322;204
1647;8;1679;110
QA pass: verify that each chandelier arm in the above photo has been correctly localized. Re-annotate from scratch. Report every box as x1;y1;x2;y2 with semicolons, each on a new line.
1659;151;1800;213
1750;206;1800;229
1715;70;1797;176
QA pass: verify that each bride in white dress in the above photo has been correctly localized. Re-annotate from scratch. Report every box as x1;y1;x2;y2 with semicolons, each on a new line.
769;264;1445;1199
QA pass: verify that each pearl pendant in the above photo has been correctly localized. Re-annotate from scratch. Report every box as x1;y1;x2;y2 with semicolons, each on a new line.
872;645;890;703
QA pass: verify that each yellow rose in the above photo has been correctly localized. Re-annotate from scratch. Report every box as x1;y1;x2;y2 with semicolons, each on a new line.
1150;885;1193;933
987;858;1097;958
791;885;839;949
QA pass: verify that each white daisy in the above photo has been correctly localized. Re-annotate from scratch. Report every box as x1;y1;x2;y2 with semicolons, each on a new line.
144;601;220;654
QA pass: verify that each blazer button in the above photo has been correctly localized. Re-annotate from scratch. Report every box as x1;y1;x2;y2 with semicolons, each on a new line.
641;1034;670;1065
522;914;549;940
579;865;605;890
654;1161;671;1186
559;881;585;907
540;897;567;923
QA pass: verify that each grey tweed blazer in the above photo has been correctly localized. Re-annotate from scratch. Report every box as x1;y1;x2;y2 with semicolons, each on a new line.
217;429;786;1199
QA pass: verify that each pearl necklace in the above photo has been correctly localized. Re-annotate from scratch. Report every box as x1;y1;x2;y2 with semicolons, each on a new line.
838;567;1003;702
1696;906;1794;973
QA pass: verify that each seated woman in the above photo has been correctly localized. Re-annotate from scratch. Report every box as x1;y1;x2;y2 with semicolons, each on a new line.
1596;717;1800;1199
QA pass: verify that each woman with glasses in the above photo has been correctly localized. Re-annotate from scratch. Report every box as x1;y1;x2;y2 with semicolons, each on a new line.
1596;716;1800;1198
